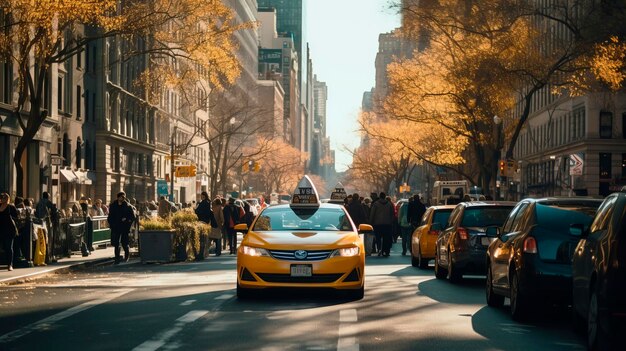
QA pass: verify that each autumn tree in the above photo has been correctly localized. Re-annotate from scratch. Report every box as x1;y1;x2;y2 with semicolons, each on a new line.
390;0;626;195
200;86;275;197
256;139;307;195
0;0;249;197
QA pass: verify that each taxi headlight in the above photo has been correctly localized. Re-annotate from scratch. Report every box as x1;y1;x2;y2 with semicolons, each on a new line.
242;245;270;257
331;247;360;257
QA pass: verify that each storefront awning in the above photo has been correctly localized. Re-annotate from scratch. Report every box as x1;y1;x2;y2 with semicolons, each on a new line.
60;169;78;183
74;170;92;185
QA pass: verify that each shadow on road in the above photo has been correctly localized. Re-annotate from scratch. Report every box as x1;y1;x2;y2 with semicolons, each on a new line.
417;276;485;304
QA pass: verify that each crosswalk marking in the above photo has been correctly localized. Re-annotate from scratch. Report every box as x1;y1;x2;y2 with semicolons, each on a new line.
338;309;359;351
179;300;196;306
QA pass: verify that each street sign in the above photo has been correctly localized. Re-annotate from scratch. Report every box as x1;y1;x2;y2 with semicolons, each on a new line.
569;153;584;176
175;165;197;178
157;180;169;197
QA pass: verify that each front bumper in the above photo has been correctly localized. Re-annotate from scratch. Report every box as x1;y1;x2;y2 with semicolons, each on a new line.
237;253;364;290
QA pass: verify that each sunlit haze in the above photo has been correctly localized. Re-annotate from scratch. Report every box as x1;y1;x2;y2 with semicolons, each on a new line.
308;0;401;172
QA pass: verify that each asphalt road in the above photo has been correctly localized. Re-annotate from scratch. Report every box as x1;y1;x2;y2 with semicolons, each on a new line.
0;244;586;351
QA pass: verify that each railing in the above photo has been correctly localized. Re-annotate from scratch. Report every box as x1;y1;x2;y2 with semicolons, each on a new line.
91;216;111;247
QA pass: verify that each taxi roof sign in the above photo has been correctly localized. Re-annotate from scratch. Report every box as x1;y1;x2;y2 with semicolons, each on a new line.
290;175;320;207
329;182;347;204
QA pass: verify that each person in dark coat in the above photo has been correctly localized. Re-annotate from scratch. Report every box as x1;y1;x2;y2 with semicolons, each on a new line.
369;192;380;253
0;193;19;271
107;192;136;264
407;194;426;229
223;198;241;254
195;191;218;259
369;192;395;257
347;193;367;228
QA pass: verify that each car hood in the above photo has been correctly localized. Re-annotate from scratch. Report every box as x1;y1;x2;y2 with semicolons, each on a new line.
245;231;360;249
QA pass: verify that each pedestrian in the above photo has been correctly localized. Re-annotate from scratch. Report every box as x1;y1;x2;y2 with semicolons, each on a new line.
242;200;254;227
211;198;224;256
107;192;136;264
369;193;380;253
0;193;19;271
347;193;367;227
463;194;472;202
158;196;172;218
195;191;218;259
223;198;241;254
369;192;395;257
397;200;413;256
407;194;426;229
14;196;24;209
90;199;105;217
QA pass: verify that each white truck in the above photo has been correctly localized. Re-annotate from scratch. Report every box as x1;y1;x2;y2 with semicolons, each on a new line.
432;180;470;205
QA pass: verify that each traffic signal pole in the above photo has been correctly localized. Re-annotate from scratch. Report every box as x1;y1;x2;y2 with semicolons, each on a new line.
170;125;177;202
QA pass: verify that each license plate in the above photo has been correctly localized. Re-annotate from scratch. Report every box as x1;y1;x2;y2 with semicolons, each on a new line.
290;264;312;277
481;237;494;246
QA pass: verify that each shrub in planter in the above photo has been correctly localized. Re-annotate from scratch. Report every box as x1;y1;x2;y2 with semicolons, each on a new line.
140;218;173;231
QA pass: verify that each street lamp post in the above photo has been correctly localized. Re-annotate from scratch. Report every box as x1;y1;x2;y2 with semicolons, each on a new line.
170;122;178;202
493;115;503;200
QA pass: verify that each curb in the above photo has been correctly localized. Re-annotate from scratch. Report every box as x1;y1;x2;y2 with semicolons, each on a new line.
0;257;115;286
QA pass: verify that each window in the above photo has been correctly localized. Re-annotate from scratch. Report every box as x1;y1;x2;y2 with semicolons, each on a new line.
600;111;612;138
63;133;71;166
76;137;82;169
76;86;82;119
57;76;64;111
600;153;612;179
1;62;12;104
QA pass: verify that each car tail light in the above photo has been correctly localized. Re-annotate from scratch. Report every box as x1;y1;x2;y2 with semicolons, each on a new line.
457;227;469;240
523;237;537;254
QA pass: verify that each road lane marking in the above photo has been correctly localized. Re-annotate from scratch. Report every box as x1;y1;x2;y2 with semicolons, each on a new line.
179;300;196;306
0;289;134;343
215;294;233;300
133;310;209;351
340;309;358;323
338;309;359;351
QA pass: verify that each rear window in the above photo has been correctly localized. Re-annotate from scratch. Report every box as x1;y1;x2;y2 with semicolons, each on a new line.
535;202;601;234
460;207;513;228
432;210;452;227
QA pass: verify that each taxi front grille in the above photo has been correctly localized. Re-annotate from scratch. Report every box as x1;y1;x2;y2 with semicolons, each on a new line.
268;250;333;261
256;273;343;283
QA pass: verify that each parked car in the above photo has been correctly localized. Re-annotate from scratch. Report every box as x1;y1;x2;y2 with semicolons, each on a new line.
435;201;515;282
572;191;626;350
411;205;455;268
485;197;602;321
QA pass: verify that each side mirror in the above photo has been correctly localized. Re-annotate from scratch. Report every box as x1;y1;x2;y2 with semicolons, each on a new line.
234;223;249;234
486;226;500;238
569;223;586;238
358;224;374;233
431;222;442;231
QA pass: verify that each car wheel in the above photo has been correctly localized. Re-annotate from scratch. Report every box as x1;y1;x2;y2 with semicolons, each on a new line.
237;283;253;299
411;253;419;267
586;289;613;351
447;252;462;283
434;251;447;279
416;245;427;269
510;271;528;321
486;265;504;308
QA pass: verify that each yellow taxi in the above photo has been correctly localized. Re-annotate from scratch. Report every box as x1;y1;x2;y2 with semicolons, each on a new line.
410;205;455;269
236;176;371;299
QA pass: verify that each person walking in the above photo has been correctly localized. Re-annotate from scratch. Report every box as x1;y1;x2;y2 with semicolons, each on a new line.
157;196;172;218
195;192;218;259
90;199;105;217
0;193;19;271
369;192;395;257
211;198;224;256
223;198;241;254
398;200;413;256
107;192;136;264
407;194;426;230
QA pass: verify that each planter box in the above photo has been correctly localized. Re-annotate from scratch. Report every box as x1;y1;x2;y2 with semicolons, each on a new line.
139;230;175;263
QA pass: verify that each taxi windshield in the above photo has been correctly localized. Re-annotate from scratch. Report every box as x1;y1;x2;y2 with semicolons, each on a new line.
253;207;354;232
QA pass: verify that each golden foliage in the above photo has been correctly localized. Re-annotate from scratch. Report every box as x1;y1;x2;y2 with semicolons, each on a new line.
590;36;626;91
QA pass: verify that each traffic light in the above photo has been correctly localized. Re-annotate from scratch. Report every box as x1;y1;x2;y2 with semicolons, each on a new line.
499;160;506;177
253;161;260;172
190;165;197;177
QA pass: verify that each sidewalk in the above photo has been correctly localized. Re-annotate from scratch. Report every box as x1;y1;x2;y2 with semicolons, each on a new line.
0;247;118;285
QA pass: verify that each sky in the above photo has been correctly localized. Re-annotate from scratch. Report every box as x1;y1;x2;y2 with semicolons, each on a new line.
307;0;401;172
